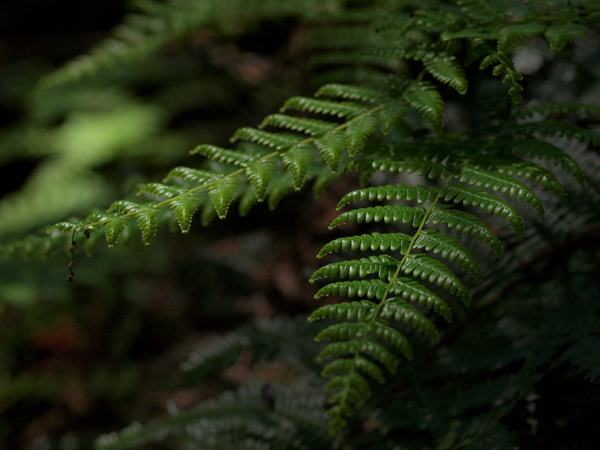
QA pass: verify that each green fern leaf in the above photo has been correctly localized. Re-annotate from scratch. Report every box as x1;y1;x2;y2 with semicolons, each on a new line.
509;121;600;148
108;200;143;215
360;338;396;374
389;277;452;321
48;222;80;233
135;207;159;245
326;373;371;397
191;144;253;166
137;182;185;199
231;128;302;150
345;113;379;156
317;232;412;258
243;159;275;202
170;192;201;233
337;184;439;208
164;166;221;185
401;254;470;305
423;55;468;94
498;23;547;51
354;355;385;383
414;229;483;281
310;255;399;281
514;102;600;120
379;300;438;341
208;177;239;219
309;300;377;322
315;83;388;103
459;165;544;222
104;216;127;248
329;205;427;229
429;205;503;257
402;81;444;134
544;22;588;52
368;321;413;359
496;161;566;206
314;279;390;300
280;145;313;190
318;339;396;375
327;386;364;406
314;278;452;322
280;97;368;118
440;183;527;231
316;322;370;342
314;130;345;173
321;357;384;383
259;114;336;136
379;100;408;135
511;139;586;186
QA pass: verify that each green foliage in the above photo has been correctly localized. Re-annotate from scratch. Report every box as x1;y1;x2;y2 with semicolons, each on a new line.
3;0;600;448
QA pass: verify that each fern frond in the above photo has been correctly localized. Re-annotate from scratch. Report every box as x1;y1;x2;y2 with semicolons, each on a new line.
310;255;399;281
380;300;439;340
280;145;313;190
495;161;566;206
317;232;412;258
314;278;452;321
337;184;439;208
544;22;588;52
314;130;345;173
459;165;544;222
440;183;527;229
191;144;253;166
315;83;389;103
231;128;303;150
310;300;377;321
514;102;600;120
429;205;503;257
259;114;336;136
137;182;186;199
345;113;379;156
101;215;127;248
413;230;483;281
498;23;547;52
243;159;275;202
314;279;390;300
423;55;468;95
509;121;600;148
379;100;408;135
321;356;385;383
402;81;444;134
135;207;159;245
208;176;239;219
163;166;221;185
480;51;524;104
511;139;586;186
169;192;201;233
281;97;368;118
318;338;396;374
401;254;470;305
329;205;427;229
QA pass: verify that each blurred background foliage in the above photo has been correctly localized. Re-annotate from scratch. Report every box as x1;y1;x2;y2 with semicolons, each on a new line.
1;1;600;450
0;1;327;448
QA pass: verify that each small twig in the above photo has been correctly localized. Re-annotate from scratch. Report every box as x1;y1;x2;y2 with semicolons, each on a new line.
67;229;76;282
